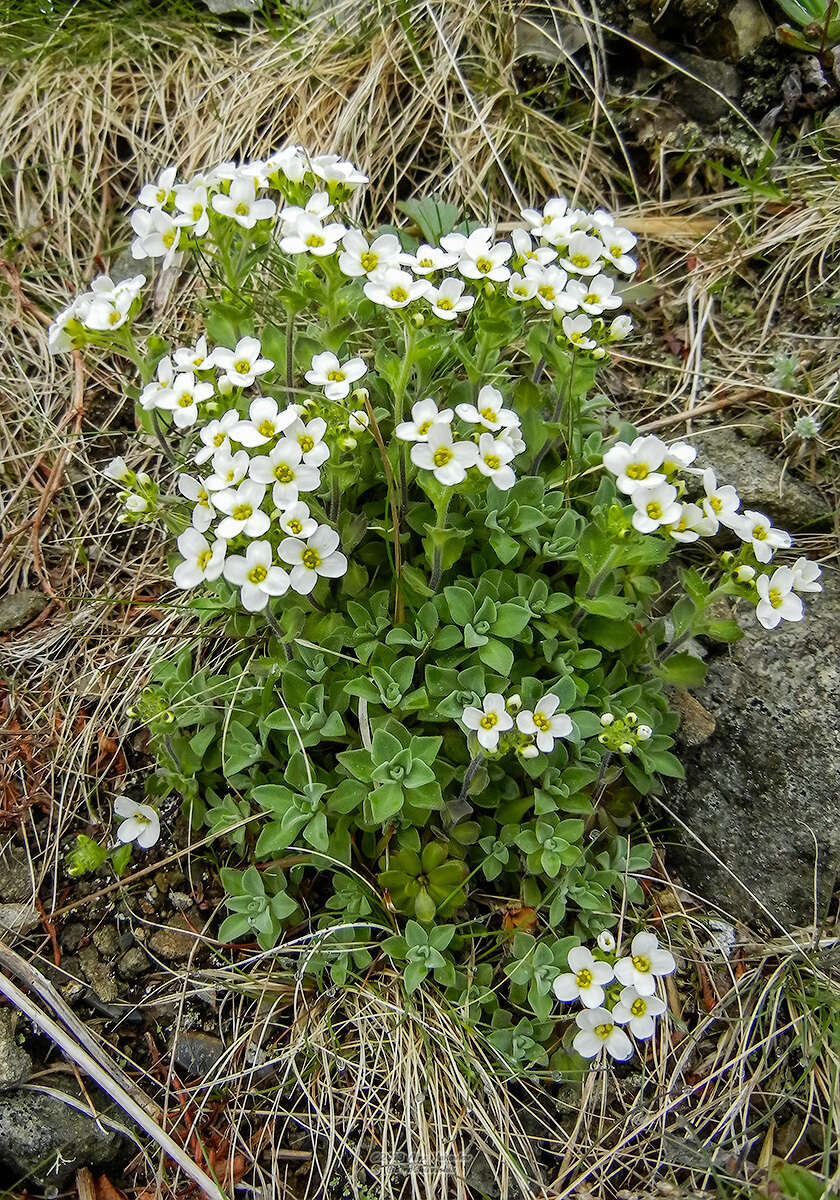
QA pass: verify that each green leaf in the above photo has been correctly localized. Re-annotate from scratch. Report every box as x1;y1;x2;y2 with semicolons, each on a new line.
493;602;531;638
304;811;330;852
337;749;374;781
478;638;514;675
369;782;404;824
659;653;707;687
444;585;475;626
222;720;261;777
397;197;460;243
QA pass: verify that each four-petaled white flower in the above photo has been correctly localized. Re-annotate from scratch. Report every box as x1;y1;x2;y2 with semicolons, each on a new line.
230;396;298;447
286;415;331;466
755;566;804;630
603;435;667;494
475;433;517;491
561;314;597;350
523;263;576;312
457;240;512;282
409;243;458;275
278;525;348;594
130;207;186;268
194;409;239;465
511;227;557;266
410;423;478;485
667;502;716;544
520;197;573;244
611;986;666;1038
699;468;741;531
516;694;573;752
157;371;214;429
114;796;161;849
178;474;216;531
311;153;368;187
211;177;277;229
138;165;177;208
791;556;822;593
614;931;676;996
173;528;226;589
506;273;539;303
363;267;429;309
631;483;682;533
205;447;250;492
565;273;622;315
553;946;614;1009
104;456;132;484
174;185;210;236
213;480;270;539
732;510;792;563
223;540;291;611
339;230;404;277
279;212;346;256
455;385;519;432
305;351;367;400
209;337;274;389
396;398;454;442
249;438;322;506
560;232;606;276
573;1007;633;1061
277;501;318;538
461;693;514;751
599;225;637;274
426;277;475;320
174;334;212;372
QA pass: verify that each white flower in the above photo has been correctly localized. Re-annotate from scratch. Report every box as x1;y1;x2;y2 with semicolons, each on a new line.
231;397;298;448
457;240;512;282
609;314;633;340
475;432;517;491
559;232;606;276
363;267;430;309
305;351;367;400
174;334;212;372
124;495;149;515
265;145;309;182
222;540;291;612
139;356;174;411
699;468;741;531
573;1007;633;1061
565;273;622;315
249;438;321;506
114;797;160;850
209;337;274;389
636;724;652;740
82;286;136;332
173;528;226;589
511;227;557;265
395;398;454;442
755;567;804;630
461;693;514;751
338;230;404;277
561;314;597;349
501;425;527;456
553;946;615;1008
667;502;716;544
611;986;666;1038
520;197;572;244
48;300;81;354
277;501;318;538
279;212;346;256
279;191;335;229
602;435;668;494
104;456;131;484
523;263;576;312
211;177;276;229
791;556;822;593
440;226;494;257
426;277;475;320
410;423;478;485
597;930;616;953
662;441;697;472
599;225;637;274
348;409;369;432
631;483;682;533
311;153;368;187
455;385;519;432
156;371;214;429
138;165;177;208
205;447;250;492
194;410;239;465
286;416;330;466
178;474;217;531
173;184;210;236
731;510;792;564
516;694;573;752
506;274;539;303
409;243;458;274
130;207;185;267
278;525;348;594
614;931;676;997
213;480;270;539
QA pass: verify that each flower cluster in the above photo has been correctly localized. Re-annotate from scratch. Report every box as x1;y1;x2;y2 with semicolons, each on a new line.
48;273;145;354
554;929;675;1062
462;690;574;758
597;711;652;756
602;434;822;630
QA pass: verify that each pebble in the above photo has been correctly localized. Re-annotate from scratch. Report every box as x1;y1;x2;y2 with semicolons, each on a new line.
0;1011;32;1090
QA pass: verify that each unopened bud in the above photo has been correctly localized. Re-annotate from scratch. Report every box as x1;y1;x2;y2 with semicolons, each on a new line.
619;742;634;755
348;409;369;432
735;564;756;583
600;713;615;726
412;312;425;328
506;694;522;713
636;724;652;741
520;743;539;759
339;435;357;451
625;712;637;724
103;456;131;484
597;931;616;953
592;346;606;360
218;376;234;396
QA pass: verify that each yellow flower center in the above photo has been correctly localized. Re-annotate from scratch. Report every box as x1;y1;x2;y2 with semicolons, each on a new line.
584;292;599;304
432;446;453;467
484;454;501;470
479;712;498;730
257;419;275;436
630;998;647;1018
235;202;249;216
513;286;529;297
626;463;649;480
232;503;253;520
437;298;454;310
417;420;433;436
197;489;209;505
768;587;783;609
299;434;315;452
213;431;226;446
155;188;166;203
360;250;378;271
475;257;493;274
479;406;498;422
274;463;295;484
571;331;585;343
418;257;433;268
327;369;346;381
533;711;550;732
192;203;204;220
177;393;193;407
709;495;722;513
575;968;593;988
752;525;768;540
247;565;267;584
234;358;250;374
306;234;325;247
302;548;321;570
646;502;663;521
389;286;408;302
538;285;555;300
196;549;212;569
108;311;121;325
610;244;622;258
632;954;650;972
594;1023;614;1040
571;253;590;268
162;230;176;248
287;518;302;534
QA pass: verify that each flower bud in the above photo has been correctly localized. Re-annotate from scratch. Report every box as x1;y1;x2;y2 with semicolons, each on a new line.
348;410;369;432
735;564;756;583
483;282;495;296
619;741;633;755
339;435;357;451
104;456;131;484
625;712;637;725
597;930;616;953
636;724;652;741
600;713;615;726
609;314;633;341
218;376;234;396
136;472;152;487
592;346;606;360
412;312;425;328
720;550;735;567
520;743;539;759
598;733;609;745
506;694;522;713
124;495;149;513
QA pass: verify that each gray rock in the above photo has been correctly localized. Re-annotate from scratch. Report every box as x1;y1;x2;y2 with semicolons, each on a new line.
148;910;202;961
201;0;258;12
666;571;840;928
708;0;772;60
0;846;34;902
691;428;830;529
92;925;120;957
117;945;151;979
0;1011;31;1090
0;1078;126;1186
78;945;120;1005
171;1032;225;1078
0;589;48;633
0;903;39;941
671;54;742;122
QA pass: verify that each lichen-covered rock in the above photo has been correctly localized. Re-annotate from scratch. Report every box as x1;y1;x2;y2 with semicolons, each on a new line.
0;1011;31;1090
0;589;48;633
667;572;840;927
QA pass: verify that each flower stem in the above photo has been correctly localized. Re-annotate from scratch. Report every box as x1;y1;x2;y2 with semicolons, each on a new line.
286;308;295;408
570;546;622;628
392;323;417;514
428;492;452;592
